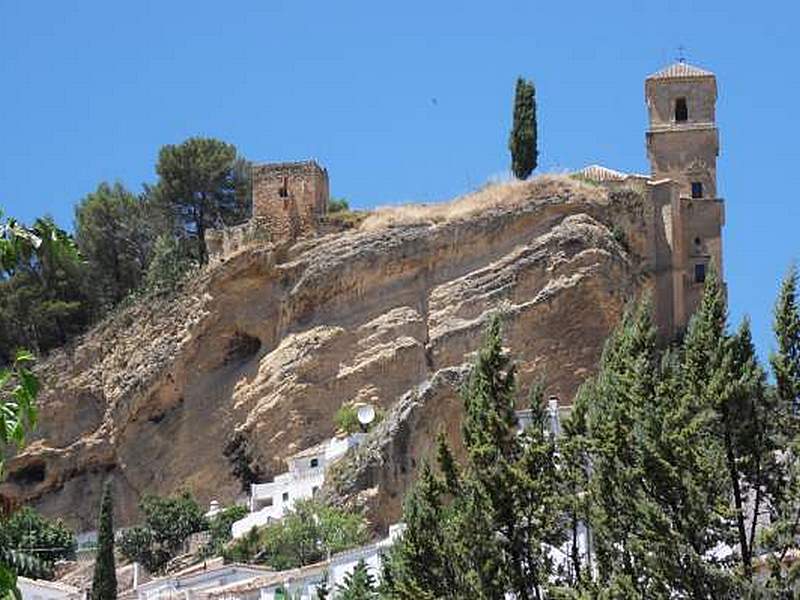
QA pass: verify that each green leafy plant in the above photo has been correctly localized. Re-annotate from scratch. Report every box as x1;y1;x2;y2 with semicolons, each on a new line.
0;508;75;577
328;197;350;213
335;403;383;435
336;559;377;600
201;505;248;558
143;235;195;293
225;499;367;570
118;491;206;573
0;351;38;478
334;403;361;435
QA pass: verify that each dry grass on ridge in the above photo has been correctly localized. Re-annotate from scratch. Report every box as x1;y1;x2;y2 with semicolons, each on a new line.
358;173;606;232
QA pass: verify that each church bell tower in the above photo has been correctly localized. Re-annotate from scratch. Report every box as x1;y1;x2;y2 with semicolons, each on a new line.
645;61;725;333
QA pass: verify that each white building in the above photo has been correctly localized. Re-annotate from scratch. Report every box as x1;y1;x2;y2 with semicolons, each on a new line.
206;524;405;600
128;560;272;600
231;434;366;539
17;577;83;600
515;396;562;436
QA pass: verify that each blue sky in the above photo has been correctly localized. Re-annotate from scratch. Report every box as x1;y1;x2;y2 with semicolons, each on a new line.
1;0;798;358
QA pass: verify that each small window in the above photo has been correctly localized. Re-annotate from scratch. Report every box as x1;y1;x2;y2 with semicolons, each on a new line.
675;97;688;122
282;491;289;503
312;486;319;496
691;182;703;198
278;177;289;198
309;458;319;468
694;263;706;284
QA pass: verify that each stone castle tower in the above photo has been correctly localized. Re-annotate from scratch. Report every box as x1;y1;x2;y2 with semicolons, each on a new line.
206;160;330;259
645;61;724;335
251;160;330;240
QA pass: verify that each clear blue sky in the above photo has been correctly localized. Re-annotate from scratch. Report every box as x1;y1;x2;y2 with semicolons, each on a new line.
1;1;798;358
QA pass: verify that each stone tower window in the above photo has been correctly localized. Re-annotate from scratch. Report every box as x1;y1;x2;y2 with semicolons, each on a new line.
675;97;688;122
278;177;289;198
694;263;706;284
691;182;703;198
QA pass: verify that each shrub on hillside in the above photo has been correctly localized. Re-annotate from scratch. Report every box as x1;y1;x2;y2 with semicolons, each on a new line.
328;197;350;213
224;499;367;569
118;491;206;573
200;505;248;558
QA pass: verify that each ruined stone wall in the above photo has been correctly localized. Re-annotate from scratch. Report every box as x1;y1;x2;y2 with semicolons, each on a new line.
206;218;272;261
251;161;329;242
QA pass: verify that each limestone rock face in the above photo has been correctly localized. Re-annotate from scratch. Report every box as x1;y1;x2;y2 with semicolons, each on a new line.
0;177;646;530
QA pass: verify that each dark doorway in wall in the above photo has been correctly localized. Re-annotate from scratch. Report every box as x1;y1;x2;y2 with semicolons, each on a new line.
675;97;688;122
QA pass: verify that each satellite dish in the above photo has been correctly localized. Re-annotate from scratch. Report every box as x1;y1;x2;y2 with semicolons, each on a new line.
357;404;376;426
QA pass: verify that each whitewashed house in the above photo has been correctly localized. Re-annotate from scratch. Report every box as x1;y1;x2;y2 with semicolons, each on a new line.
129;560;272;600
231;434;365;539
17;577;83;600
515;396;563;436
207;524;405;600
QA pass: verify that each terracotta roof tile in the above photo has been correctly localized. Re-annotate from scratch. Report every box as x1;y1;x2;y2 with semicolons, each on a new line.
576;164;629;182
647;62;714;80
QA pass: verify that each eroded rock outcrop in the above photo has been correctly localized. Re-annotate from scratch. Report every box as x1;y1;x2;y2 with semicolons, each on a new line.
0;176;647;529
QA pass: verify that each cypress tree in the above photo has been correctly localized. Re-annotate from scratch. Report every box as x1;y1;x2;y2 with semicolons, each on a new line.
91;481;117;600
509;78;538;180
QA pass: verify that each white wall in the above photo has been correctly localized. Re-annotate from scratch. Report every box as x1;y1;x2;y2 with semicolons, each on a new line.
17;578;82;600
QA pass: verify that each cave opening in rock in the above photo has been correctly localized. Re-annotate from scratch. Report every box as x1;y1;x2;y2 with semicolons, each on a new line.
9;462;46;486
223;331;262;365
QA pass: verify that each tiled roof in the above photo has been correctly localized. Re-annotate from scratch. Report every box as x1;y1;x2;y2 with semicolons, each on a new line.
647;62;714;80
576;164;630;183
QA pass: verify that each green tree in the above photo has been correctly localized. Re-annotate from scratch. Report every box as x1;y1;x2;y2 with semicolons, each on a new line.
118;491;206;573
0;508;75;577
142;234;194;293
154;138;247;263
336;559;377;600
91;481;117;600
74;182;154;311
0;211;45;600
760;265;800;593
508;77;538;180
0;215;89;362
201;505;248;558
225;499;368;570
391;316;565;599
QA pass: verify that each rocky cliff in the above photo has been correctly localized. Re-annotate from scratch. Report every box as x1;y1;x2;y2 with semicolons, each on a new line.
0;176;648;530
